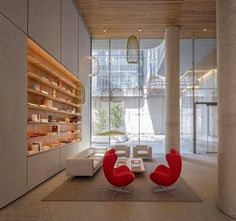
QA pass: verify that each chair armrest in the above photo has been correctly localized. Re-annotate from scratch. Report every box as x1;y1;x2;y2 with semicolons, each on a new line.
148;146;152;158
126;146;130;157
133;146;138;156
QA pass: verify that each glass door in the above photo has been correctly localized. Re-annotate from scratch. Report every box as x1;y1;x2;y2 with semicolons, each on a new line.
194;102;218;153
207;105;218;153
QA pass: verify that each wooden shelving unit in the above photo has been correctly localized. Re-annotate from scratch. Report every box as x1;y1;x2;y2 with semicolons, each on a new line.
28;88;80;108
27;131;80;140
28;121;81;125
28;72;82;99
27;38;84;156
28;104;81;116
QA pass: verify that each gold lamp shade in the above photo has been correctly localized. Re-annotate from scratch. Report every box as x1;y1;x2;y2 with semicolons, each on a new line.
147;75;163;95
126;35;140;64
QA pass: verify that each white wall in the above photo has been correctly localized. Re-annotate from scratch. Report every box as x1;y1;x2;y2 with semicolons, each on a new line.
0;13;27;208
0;0;91;208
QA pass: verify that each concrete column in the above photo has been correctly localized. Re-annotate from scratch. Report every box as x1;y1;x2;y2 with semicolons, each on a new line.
165;26;180;153
217;0;236;218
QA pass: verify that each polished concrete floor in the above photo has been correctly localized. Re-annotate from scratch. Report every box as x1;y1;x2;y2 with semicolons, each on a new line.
0;154;234;221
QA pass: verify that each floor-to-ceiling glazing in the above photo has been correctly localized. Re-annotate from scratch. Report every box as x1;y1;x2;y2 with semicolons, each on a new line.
91;38;217;154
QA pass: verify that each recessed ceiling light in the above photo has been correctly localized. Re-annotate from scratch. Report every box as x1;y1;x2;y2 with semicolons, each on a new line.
103;28;106;33
138;28;142;32
203;28;207;32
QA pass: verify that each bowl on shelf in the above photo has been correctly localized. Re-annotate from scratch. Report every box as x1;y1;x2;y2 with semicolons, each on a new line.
41;118;48;123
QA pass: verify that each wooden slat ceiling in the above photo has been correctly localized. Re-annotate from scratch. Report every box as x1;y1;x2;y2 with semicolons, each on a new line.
75;0;216;38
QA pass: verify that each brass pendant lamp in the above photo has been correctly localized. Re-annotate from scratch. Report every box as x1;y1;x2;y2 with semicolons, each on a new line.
126;35;140;64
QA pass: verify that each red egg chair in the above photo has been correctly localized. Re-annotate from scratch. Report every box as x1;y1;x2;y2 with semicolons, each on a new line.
103;149;135;195
149;148;182;192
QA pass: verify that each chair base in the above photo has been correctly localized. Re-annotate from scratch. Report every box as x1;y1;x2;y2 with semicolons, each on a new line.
107;186;132;195
153;185;176;192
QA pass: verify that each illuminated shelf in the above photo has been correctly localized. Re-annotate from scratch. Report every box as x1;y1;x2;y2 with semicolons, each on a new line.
28;121;81;125
27;39;83;157
28;53;78;89
28;71;82;100
27;131;80;140
28;88;80;108
28;104;81;116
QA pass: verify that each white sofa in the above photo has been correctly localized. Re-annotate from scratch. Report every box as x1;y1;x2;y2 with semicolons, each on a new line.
65;147;107;177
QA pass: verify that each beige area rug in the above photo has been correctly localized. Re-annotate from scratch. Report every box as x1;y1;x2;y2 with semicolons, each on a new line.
43;159;202;202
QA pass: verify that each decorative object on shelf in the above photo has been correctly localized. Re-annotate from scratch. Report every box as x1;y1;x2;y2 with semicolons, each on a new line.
126;35;140;64
133;86;144;97
41;118;48;123
52;125;60;135
42;98;53;108
70;116;79;123
80;56;100;77
57;80;62;87
111;88;124;102
31;114;39;122
31;142;42;151
52;89;56;97
147;75;163;95
31;143;40;151
32;83;40;91
48;115;53;122
65;117;70;123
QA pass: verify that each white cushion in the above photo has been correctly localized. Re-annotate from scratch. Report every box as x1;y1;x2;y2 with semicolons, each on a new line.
137;150;148;155
94;153;105;157
116;150;126;155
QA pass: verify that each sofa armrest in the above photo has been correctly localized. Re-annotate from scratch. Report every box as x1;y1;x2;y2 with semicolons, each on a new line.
65;158;94;176
148;146;152;158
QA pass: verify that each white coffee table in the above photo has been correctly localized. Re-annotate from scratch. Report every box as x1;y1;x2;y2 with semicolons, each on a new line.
115;157;145;173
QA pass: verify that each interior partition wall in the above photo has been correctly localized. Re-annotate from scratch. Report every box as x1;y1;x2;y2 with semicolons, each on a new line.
92;38;216;154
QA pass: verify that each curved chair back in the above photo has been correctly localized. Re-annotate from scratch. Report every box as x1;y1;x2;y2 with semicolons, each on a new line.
149;148;182;187
103;148;135;188
103;149;117;183
166;148;182;184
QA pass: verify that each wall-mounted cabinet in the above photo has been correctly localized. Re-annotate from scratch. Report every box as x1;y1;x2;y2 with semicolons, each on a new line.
27;142;78;191
61;0;79;74
27;148;61;190
28;0;61;60
0;0;27;32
